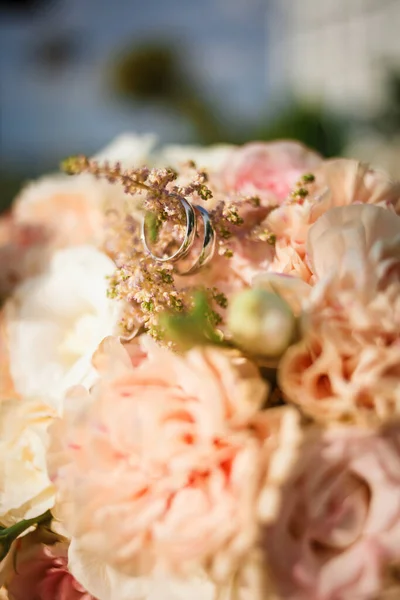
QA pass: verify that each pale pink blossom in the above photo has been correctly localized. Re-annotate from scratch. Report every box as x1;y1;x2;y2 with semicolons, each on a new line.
307;204;400;283
3;531;95;600
268;239;312;283
309;158;400;218
265;159;400;283
48;336;300;584
220;141;322;202
263;422;400;600
279;204;400;424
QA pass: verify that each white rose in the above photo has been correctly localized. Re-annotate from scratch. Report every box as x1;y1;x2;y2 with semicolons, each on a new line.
6;246;122;411
0;397;56;527
156;143;235;172
69;539;219;600
93;132;158;169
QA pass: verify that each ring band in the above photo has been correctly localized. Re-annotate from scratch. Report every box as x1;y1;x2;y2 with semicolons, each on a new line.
141;197;216;275
141;195;196;263
174;205;216;275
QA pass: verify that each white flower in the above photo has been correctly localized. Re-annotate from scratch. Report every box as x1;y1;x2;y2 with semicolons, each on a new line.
0;397;56;527
68;540;219;600
6;246;122;411
93;132;158;169
156;143;235;172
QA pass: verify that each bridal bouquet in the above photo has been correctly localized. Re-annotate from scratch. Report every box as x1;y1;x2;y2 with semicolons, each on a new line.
0;134;399;600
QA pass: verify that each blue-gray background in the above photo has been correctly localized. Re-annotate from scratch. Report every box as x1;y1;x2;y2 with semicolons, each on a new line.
1;0;399;209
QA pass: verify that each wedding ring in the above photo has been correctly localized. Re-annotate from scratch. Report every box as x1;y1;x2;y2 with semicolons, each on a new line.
141;195;196;263
175;205;216;275
141;197;216;275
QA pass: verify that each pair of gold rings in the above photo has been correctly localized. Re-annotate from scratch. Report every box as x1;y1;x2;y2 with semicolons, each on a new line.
141;196;216;275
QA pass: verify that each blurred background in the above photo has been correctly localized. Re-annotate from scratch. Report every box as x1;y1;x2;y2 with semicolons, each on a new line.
1;0;399;210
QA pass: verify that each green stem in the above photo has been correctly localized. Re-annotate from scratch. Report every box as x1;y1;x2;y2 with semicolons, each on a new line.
0;509;52;560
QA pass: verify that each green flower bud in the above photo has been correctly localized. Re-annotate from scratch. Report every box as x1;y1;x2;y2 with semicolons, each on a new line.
227;289;296;357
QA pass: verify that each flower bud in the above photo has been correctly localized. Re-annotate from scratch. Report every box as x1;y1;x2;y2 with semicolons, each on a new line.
227;289;296;357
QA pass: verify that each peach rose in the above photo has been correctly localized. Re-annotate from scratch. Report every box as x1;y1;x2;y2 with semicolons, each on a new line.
307;204;400;283
263;422;400;600
279;204;400;423
220;141;322;202
48;335;300;585
13;133;158;255
14;175;105;251
268;239;312;283
265;159;400;283
309;158;400;219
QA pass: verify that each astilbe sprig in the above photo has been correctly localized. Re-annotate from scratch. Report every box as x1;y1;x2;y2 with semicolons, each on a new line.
61;155;280;345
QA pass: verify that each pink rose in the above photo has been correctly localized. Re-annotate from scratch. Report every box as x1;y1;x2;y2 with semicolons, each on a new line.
264;159;400;284
263;423;400;600
48;336;300;584
309;159;400;220
279;204;400;424
307;204;400;282
220;141;321;202
4;531;95;600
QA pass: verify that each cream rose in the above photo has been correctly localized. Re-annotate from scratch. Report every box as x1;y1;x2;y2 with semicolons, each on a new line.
0;397;56;527
68;538;218;600
6;246;122;411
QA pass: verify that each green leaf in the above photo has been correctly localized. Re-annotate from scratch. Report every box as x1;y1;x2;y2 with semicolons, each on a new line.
0;509;52;561
160;291;225;350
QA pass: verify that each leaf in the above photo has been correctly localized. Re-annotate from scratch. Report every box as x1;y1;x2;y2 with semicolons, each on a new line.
160;291;225;350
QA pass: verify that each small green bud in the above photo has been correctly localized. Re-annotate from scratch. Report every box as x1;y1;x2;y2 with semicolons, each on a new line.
227;289;296;357
302;173;315;184
60;155;88;175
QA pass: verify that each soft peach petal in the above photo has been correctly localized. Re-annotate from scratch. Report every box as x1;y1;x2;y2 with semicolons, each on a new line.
307;204;400;281
14;175;105;251
264;158;400;286
48;337;300;585
268;239;312;283
310;159;400;220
